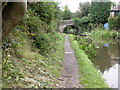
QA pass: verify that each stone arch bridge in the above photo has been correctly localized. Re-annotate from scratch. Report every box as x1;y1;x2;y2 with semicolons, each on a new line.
59;20;80;34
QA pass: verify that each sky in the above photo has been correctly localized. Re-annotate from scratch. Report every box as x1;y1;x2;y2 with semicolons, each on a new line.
58;0;91;12
58;0;120;13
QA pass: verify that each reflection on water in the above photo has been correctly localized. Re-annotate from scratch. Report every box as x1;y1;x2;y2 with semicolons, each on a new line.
93;38;120;88
102;64;118;88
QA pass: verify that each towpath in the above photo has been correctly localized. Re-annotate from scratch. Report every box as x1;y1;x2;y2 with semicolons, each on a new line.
59;35;81;88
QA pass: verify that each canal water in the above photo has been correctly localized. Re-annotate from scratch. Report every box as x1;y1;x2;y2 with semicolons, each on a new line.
92;38;120;88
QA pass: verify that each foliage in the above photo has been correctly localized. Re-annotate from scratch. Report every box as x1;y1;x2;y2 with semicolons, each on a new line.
19;9;42;33
108;16;120;30
73;16;91;32
91;28;118;38
45;34;64;78
28;2;60;23
34;22;58;55
63;25;80;35
63;26;74;34
75;2;90;18
69;34;108;88
19;9;58;55
2;3;64;88
61;5;72;20
74;36;97;61
73;1;112;31
89;1;112;24
2;31;64;88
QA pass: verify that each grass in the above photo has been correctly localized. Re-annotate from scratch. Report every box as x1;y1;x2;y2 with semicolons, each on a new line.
69;34;109;88
2;29;64;88
44;33;64;78
2;9;65;88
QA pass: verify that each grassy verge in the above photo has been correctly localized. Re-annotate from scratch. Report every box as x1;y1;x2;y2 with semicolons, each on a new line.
2;9;65;88
44;33;64;78
2;30;64;88
69;34;108;88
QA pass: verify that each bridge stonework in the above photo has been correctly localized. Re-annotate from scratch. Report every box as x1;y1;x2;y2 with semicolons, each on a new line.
59;20;74;32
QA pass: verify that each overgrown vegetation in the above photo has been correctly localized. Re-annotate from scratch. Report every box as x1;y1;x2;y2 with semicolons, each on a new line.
28;2;59;24
63;26;75;34
2;2;64;88
72;1;113;33
69;35;108;88
74;36;97;61
91;28;118;38
108;16;120;30
63;25;80;35
73;16;92;32
89;1;112;24
61;5;72;20
2;0;119;88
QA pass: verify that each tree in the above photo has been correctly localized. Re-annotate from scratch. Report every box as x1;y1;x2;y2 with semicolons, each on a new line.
28;2;59;23
73;16;91;32
89;1;112;24
62;5;72;20
75;2;90;18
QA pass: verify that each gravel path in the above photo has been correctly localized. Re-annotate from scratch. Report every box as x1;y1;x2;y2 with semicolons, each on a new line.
58;35;81;88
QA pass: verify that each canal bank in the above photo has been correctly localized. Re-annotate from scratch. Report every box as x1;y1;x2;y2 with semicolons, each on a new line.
69;34;108;88
70;34;120;89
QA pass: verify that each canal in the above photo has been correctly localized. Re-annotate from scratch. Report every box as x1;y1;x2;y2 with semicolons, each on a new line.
92;38;120;88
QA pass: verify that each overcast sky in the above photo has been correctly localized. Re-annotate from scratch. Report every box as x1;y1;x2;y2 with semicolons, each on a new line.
58;0;120;13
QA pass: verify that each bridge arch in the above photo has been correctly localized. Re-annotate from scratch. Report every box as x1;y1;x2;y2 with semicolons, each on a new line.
63;25;80;35
59;20;80;35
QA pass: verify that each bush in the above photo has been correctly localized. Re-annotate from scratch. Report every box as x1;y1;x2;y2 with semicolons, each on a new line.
108;16;120;30
74;35;97;61
18;9;58;55
2;7;64;88
73;16;92;32
28;2;59;24
91;29;117;38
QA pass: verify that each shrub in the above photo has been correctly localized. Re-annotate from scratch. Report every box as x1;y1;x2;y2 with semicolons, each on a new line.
2;7;63;88
74;35;97;61
18;9;58;55
28;2;59;24
73;16;91;32
91;29;117;38
108;16;120;30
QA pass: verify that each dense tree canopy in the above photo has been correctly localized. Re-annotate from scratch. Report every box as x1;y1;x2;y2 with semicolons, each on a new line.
89;1;112;24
